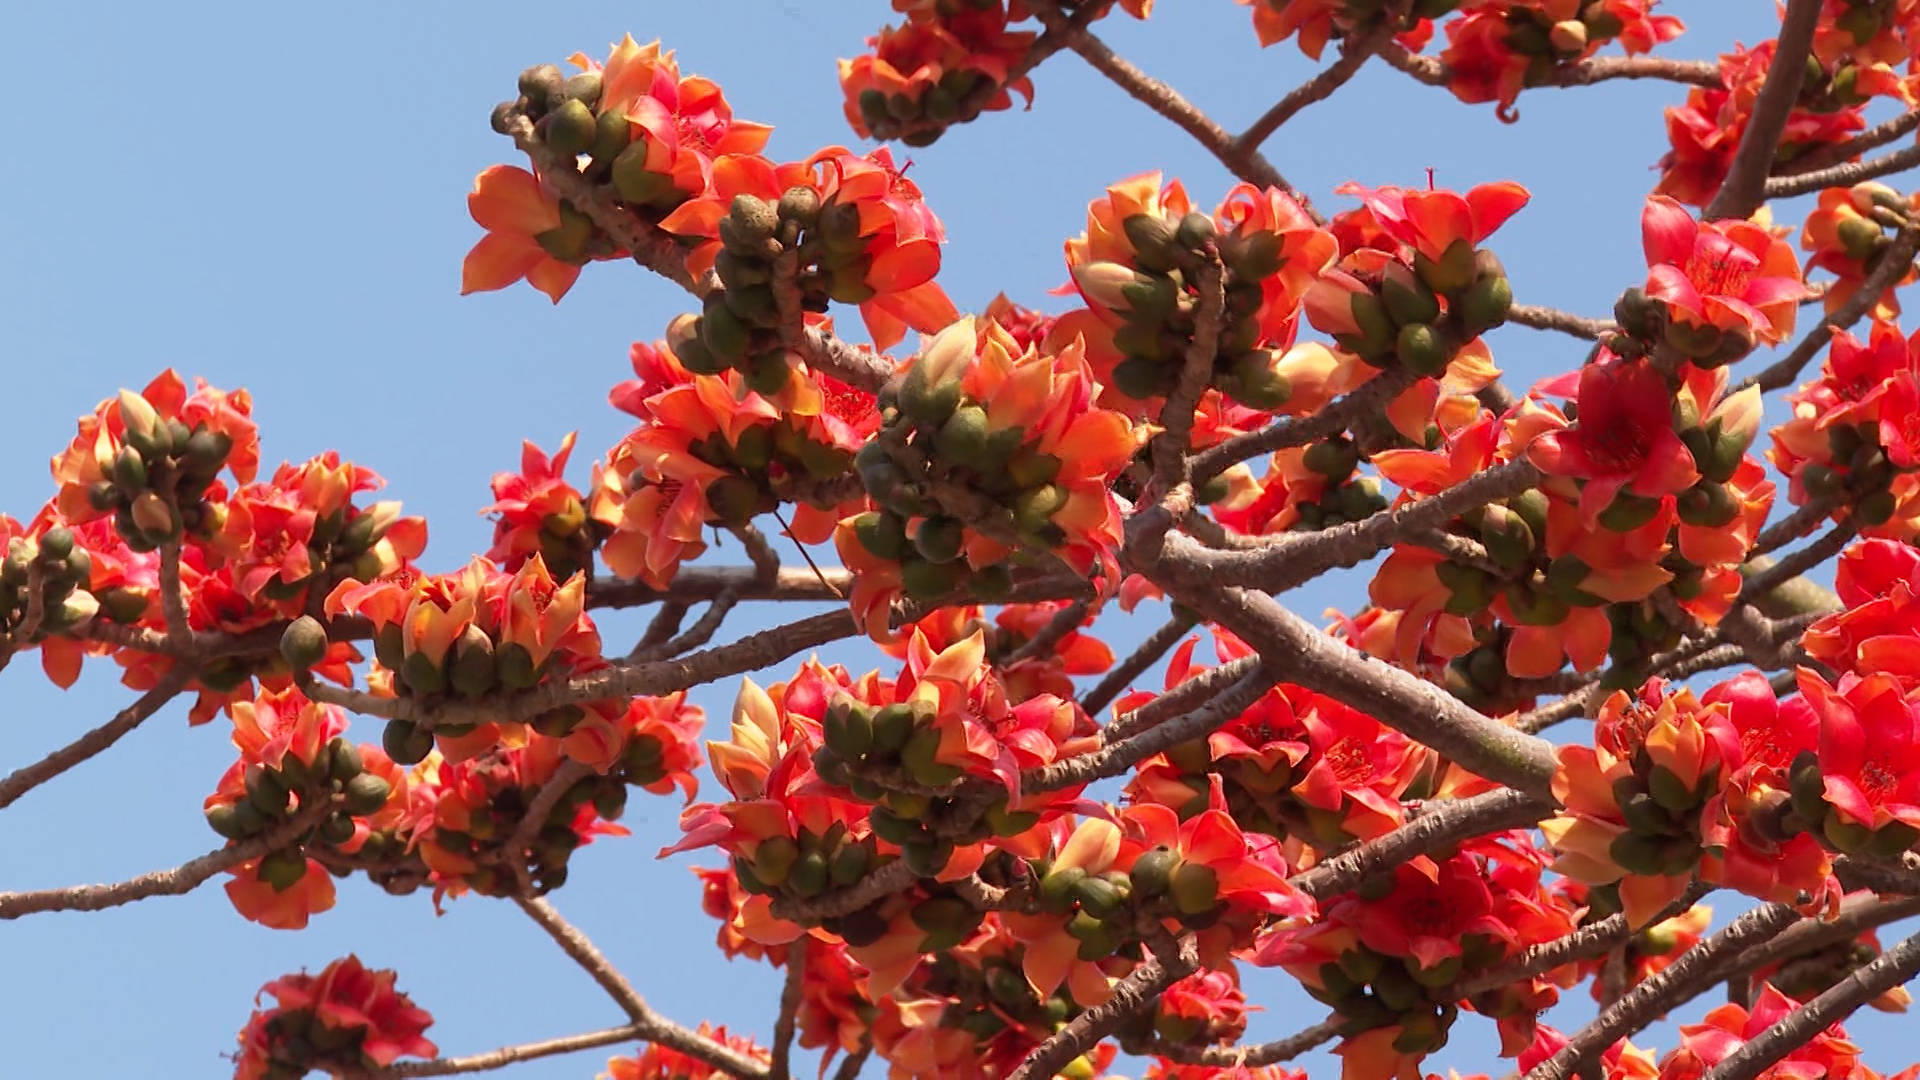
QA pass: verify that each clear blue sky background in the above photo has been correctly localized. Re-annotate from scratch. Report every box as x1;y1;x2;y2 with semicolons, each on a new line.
7;3;1909;1078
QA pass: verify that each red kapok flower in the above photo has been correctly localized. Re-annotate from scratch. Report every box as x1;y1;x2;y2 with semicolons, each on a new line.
233;956;436;1080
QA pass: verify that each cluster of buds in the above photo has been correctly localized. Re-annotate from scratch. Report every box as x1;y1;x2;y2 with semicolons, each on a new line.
313;556;600;762
672;190;842;394
1068;176;1335;408
414;746;635;897
86;393;236;551
1238;0;1449;58
1439;1;1686;113
1262;842;1571;1076
1307;183;1523;381
1817;0;1920;60
1803;182;1920;323
594;338;875;589
1770;320;1920;533
1544;681;1745;926
507;60;674;229
914;938;1081;1045
839;317;1135;626
0;526;98;643
734;821;889;912
1292;438;1389;529
206;736;392;856
233;956;436;1080
840;0;1036;145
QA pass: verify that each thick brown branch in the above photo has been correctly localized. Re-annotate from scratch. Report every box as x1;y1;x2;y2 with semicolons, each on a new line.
1523;904;1800;1080
1190;369;1419;485
1155;577;1558;797
1161;1018;1339;1067
1291;788;1550;900
1705;929;1920;1080
1379;44;1720;91
1163;460;1543;592
1703;0;1822;220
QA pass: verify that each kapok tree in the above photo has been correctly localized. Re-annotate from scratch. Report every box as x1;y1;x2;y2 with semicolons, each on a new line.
13;1;1920;1078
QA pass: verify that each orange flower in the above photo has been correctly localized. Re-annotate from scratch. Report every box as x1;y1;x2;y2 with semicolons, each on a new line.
460;165;596;303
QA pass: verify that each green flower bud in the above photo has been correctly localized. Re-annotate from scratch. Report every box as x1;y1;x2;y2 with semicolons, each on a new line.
1168;861;1219;916
1381;261;1442;326
258;848;310;893
913;517;966;564
279;616;329;672
382;719;435;766
543;98;598;157
1394;322;1452;377
342;772;393;816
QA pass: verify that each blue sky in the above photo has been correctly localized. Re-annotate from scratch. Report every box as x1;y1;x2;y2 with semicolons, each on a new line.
5;3;1906;1078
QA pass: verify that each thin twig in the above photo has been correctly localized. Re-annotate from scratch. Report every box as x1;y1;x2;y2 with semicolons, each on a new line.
1508;303;1612;340
0;671;190;810
1007;599;1091;666
1078;612;1197;717
1033;2;1316;216
1238;24;1390;150
381;1025;644;1077
769;938;807;1080
514;894;771;1078
1159;1018;1339;1067
1737;226;1920;393
0;798;326;919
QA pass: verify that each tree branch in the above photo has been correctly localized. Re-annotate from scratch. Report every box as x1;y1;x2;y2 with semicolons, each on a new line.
1290;788;1550;900
1077;612;1197;717
1160;1017;1339;1067
1154;574;1558;798
1238;24;1391;150
1522;904;1800;1080
1703;0;1823;221
1032;2;1317;216
1736;225;1920;393
769;938;807;1080
381;1025;644;1077
1508;303;1612;341
515;894;771;1079
0;798;325;919
1009;935;1198;1080
0;671;190;810
1766;141;1920;199
1705;928;1920;1080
